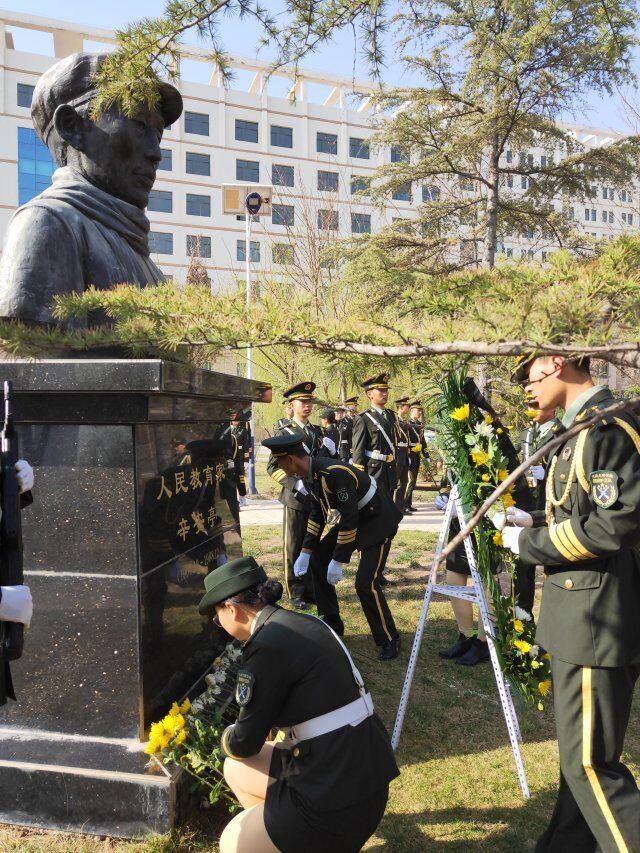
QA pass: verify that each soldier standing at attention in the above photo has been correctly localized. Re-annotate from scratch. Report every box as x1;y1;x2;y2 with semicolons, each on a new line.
263;435;402;660
338;396;359;462
320;408;340;456
393;397;411;515
500;354;640;853
273;399;293;432
267;382;336;610
404;402;426;514
351;374;398;498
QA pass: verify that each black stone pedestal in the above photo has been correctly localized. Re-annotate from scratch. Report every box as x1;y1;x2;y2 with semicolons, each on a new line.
0;359;270;837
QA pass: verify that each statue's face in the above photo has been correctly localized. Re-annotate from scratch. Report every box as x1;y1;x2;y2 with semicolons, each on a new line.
72;106;164;209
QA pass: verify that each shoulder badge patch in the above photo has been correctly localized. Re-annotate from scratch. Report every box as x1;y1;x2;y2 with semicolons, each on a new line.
589;470;619;509
235;669;255;706
337;487;349;503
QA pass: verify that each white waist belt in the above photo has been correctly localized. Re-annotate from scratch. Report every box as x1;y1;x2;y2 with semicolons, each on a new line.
287;693;374;745
357;477;377;509
365;449;393;462
225;459;235;469
397;442;408;448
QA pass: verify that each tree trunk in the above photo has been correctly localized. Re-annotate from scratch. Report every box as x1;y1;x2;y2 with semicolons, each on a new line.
340;372;347;402
483;134;500;268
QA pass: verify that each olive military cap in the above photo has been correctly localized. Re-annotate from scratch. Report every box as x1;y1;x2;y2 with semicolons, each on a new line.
361;373;390;391
31;52;183;146
198;556;267;615
283;381;316;401
262;434;306;458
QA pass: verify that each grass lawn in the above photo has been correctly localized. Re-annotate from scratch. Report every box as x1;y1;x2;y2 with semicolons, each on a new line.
2;527;638;851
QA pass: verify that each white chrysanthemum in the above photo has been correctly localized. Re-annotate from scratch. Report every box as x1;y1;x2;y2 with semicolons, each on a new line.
515;606;533;622
529;645;540;658
474;422;494;438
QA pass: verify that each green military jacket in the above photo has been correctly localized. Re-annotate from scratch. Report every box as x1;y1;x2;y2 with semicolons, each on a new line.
519;387;640;667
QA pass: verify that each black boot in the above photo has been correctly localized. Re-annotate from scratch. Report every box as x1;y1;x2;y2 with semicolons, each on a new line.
379;636;401;660
290;583;308;610
438;632;474;659
456;637;490;666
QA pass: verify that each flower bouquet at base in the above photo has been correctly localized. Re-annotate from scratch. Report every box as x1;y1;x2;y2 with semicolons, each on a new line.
144;641;243;809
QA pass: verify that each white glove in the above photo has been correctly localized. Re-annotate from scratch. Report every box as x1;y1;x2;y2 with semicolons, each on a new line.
294;551;311;577
15;459;34;494
493;507;534;530
294;479;308;497
327;559;343;585
502;527;522;556
529;465;546;484
322;436;336;455
492;511;507;531
243;462;249;470
435;494;449;511
0;585;32;628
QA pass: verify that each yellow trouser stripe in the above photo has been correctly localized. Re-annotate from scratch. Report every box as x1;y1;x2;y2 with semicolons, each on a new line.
582;667;630;852
371;540;392;642
559;520;597;560
283;507;290;598
549;523;579;561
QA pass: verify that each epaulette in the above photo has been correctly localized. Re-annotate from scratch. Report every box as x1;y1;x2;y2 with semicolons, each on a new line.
581;403;616;428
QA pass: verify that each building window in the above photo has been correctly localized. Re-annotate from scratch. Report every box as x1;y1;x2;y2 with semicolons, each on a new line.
318;209;339;230
17;127;55;205
541;251;548;262
568;206;575;221
149;231;173;254
186;235;212;258
273;244;294;264
351;212;371;234
237;240;260;262
318;170;339;192
500;174;514;188
236;159;259;182
505;150;513;163
390;146;409;163
271;125;293;148
620;189;628;202
351;175;370;196
584;208;596;222
185;111;209;135
602;210;608;223
629;214;634;226
506;247;513;258
422;185;440;202
147;189;173;213
158;148;173;171
186;152;211;176
350;137;370;159
521;176;529;190
17;83;35;108
186;193;211;216
609;211;614;223
317;132;338;155
392;182;412;202
541;155;552;168
272;164;294;187
272;204;294;226
235;118;259;143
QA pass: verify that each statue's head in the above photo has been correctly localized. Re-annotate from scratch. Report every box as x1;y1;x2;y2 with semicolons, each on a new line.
31;53;183;210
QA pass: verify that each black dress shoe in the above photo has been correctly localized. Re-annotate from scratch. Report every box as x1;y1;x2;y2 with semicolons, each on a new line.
379;576;397;587
291;596;308;609
407;506;417;514
456;638;490;666
439;632;474;659
379;636;400;660
321;615;345;636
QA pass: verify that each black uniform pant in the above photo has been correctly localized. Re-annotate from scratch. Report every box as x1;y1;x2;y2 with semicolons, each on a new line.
404;462;419;509
355;538;398;647
394;457;409;513
283;505;315;603
514;561;537;615
536;658;640;853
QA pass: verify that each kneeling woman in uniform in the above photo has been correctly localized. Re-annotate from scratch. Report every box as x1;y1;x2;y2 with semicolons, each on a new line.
198;556;399;853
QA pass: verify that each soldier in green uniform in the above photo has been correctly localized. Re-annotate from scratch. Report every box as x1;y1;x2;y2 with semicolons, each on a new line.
394;397;411;514
501;354;640;853
351;374;398;497
266;382;336;609
404;402;427;513
198;556;399;853
273;399;293;432
263;434;402;659
337;396;359;462
230;410;250;507
320;408;340;457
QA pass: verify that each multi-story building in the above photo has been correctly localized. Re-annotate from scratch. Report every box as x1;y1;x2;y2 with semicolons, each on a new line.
1;8;638;291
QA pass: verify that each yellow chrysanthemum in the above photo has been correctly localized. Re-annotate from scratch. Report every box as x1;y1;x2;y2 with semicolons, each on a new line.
514;639;532;654
450;403;470;422
484;414;493;425
538;679;552;697
513;619;524;634
496;427;503;434
492;531;503;547
543;652;551;660
163;713;185;735
537;702;544;711
482;473;491;482
471;449;489;466
180;698;191;714
498;469;509;482
168;702;181;717
172;729;187;746
144;739;160;755
531;660;541;669
525;408;538;419
502;493;516;509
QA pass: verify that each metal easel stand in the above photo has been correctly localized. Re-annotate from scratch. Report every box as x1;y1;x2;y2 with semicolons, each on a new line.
391;485;530;798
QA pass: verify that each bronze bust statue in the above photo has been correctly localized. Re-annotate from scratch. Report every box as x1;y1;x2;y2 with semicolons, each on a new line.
0;53;183;325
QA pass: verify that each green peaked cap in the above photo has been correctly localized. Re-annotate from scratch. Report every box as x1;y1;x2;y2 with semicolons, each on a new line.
198;556;267;615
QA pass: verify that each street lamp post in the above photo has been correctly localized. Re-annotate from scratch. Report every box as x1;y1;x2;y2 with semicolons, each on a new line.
244;192;263;495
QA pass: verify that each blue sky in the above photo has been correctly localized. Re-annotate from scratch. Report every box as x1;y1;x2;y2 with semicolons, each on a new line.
9;0;638;132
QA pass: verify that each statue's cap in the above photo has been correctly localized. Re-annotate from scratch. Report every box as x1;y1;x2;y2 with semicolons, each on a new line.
31;52;183;145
